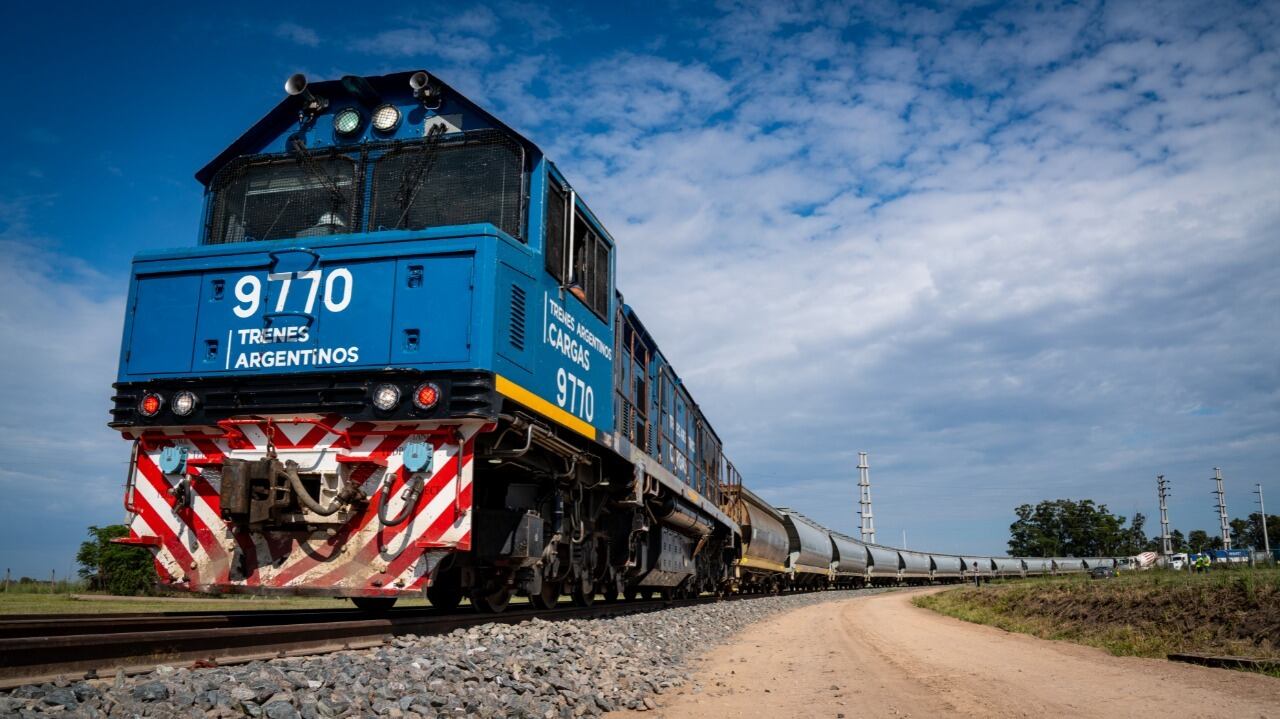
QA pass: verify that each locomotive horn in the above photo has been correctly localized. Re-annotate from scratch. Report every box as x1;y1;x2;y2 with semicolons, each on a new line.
409;71;439;106
285;73;309;96
285;73;328;115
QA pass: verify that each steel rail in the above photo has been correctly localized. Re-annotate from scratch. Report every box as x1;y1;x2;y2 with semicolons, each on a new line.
0;597;713;690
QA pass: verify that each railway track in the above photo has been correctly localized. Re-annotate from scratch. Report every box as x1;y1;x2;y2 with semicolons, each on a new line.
0;598;711;690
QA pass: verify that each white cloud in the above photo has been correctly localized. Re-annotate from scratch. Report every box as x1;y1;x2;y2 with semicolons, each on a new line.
0;202;130;576
275;22;320;47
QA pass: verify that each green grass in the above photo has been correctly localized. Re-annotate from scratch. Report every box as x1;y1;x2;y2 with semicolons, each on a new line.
915;568;1280;676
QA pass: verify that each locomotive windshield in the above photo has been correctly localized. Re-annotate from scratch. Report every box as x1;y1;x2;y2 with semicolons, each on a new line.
206;153;358;245
203;130;525;245
369;131;524;238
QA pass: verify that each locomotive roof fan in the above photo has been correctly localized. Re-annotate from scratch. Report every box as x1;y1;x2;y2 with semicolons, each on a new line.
285;73;328;119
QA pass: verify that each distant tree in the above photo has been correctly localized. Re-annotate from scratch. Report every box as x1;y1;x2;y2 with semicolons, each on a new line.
1118;512;1149;555
1186;529;1225;553
1229;518;1252;549
1008;499;1145;557
1170;528;1187;552
1227;513;1280;550
76;525;156;596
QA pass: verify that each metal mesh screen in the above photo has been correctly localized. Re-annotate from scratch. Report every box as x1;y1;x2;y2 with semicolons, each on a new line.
369;130;525;240
206;151;359;245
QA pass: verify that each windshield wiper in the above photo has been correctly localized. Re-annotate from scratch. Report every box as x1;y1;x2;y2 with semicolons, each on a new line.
393;123;447;229
288;136;347;207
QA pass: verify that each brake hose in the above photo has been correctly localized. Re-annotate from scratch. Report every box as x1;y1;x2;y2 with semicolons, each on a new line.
377;473;426;526
277;460;362;517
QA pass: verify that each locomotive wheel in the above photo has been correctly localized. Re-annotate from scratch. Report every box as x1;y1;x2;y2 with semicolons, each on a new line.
471;585;512;614
571;582;595;607
623;587;637;601
426;569;463;611
530;580;560;610
351;597;397;612
602;581;619;603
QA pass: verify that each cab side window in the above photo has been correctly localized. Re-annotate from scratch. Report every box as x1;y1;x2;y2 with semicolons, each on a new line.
545;181;568;284
544;179;611;320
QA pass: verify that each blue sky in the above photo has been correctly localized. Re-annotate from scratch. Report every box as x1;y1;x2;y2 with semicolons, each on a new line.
2;1;1278;578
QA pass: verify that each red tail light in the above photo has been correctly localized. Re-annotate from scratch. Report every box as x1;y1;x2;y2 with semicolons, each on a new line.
139;393;164;417
413;382;440;410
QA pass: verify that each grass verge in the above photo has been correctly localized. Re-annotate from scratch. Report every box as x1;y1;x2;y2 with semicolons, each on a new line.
914;568;1280;677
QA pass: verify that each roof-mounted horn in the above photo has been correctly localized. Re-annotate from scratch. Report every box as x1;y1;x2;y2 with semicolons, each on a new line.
285;73;328;118
409;71;440;108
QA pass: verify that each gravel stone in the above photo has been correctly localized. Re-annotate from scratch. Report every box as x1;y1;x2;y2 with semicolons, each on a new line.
1;588;886;717
131;681;171;702
263;700;300;719
40;688;78;707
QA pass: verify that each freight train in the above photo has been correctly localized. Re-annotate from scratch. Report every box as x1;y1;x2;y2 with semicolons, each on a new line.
109;70;1110;611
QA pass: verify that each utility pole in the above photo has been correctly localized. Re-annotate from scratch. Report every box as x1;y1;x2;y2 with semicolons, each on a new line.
1157;475;1172;557
1256;484;1271;558
1212;467;1231;550
857;451;875;544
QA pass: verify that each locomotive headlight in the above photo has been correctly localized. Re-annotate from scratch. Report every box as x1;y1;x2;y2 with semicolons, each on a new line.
139;392;164;418
372;383;401;411
413;382;441;410
333;107;363;136
371;104;401;133
171;391;198;417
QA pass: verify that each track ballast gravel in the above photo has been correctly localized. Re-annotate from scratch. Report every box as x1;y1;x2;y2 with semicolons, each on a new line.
0;589;888;718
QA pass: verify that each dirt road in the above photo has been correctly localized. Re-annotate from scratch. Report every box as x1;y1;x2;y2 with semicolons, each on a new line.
611;588;1280;718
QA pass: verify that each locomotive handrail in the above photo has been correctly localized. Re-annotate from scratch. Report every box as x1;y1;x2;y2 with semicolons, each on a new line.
267;247;319;271
122;439;141;514
261;311;316;328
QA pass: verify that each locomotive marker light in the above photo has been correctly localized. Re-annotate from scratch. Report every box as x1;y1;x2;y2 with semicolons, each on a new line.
413;382;440;410
333;107;364;136
284;73;328;118
371;383;401;411
371;104;401;133
171;390;197;417
138;392;163;418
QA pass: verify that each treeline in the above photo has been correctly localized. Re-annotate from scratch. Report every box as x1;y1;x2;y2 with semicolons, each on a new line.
75;525;157;595
1008;499;1279;557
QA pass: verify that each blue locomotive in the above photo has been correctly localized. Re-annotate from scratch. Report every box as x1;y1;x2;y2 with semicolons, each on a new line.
110;70;740;610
